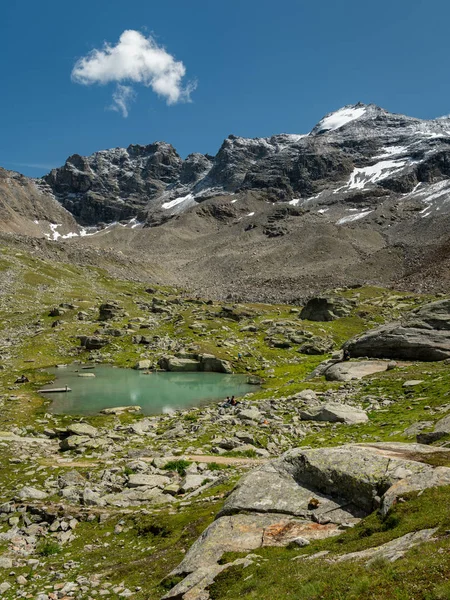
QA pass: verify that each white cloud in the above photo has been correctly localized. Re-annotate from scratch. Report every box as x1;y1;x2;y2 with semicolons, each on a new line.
72;29;196;114
109;84;135;118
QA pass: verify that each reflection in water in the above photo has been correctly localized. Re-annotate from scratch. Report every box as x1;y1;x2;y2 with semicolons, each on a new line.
44;365;255;416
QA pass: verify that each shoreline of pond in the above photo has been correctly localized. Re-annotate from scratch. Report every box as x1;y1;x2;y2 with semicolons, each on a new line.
39;363;259;416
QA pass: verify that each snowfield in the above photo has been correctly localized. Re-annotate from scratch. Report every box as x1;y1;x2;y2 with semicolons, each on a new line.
315;106;367;133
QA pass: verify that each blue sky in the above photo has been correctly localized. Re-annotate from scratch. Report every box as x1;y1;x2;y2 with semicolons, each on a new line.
1;0;449;176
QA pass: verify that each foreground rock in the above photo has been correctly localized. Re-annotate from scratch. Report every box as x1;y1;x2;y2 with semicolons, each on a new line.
164;442;450;599
345;299;450;361
219;443;445;518
163;514;339;600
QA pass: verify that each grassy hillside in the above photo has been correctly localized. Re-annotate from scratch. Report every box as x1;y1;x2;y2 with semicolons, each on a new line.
0;246;449;599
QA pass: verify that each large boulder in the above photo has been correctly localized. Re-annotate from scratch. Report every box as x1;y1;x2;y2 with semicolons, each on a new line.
345;299;450;361
300;297;352;322
299;403;368;425
134;360;151;370
59;435;90;451
103;488;175;507
324;360;390;381
218;305;255;321
417;413;450;444
163;513;339;600
78;336;109;351
127;474;171;489
98;302;124;321
219;443;448;518
158;353;233;373
16;486;48;500
158;356;201;372
199;354;233;374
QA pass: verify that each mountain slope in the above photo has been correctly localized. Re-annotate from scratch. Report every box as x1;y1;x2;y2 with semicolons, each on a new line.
0;167;80;238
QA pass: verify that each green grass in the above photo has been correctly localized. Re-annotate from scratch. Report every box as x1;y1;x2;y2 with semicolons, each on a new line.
36;540;62;556
163;459;192;477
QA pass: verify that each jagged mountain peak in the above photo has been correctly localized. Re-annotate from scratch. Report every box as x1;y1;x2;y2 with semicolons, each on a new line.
310;102;450;139
32;103;450;227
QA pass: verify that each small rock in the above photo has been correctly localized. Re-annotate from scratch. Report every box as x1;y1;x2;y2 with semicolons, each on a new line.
16;486;48;500
0;557;12;569
292;537;310;547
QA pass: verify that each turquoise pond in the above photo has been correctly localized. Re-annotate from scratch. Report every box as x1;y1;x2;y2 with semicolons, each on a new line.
43;365;255;415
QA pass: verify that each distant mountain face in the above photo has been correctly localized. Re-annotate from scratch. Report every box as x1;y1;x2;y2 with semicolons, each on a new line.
40;103;450;227
0;167;79;238
3;103;450;302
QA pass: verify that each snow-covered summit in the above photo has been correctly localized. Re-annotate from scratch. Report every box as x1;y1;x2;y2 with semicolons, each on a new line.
311;104;368;133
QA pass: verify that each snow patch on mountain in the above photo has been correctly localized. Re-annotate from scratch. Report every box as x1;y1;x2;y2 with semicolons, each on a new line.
337;210;373;225
334;159;408;193
314;106;367;133
375;146;409;158
162;193;195;210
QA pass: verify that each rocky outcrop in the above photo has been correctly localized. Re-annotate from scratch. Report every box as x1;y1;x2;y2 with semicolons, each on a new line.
42;143;188;225
345;299;450;361
163;514;339;600
300;297;352;321
333;528;438;564
164;442;450;600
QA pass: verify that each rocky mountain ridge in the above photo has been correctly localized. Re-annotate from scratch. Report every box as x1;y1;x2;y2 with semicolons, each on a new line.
38;103;450;227
3;103;450;301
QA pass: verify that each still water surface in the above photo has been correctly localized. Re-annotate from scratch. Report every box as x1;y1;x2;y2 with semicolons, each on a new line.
44;365;254;415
